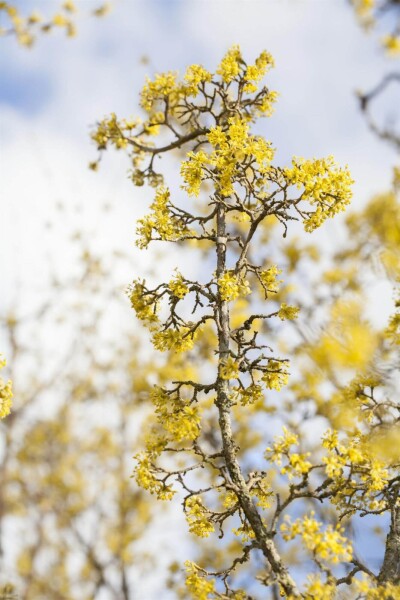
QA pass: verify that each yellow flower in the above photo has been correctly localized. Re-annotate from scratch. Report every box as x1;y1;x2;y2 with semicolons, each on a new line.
0;356;12;419
185;562;215;600
284;156;354;232
278;303;299;321
220;356;240;380
382;35;400;57
136;187;187;247
184;64;212;95
259;265;282;292
218;270;251;302
281;513;352;564
140;71;179;112
180;150;210;197
151;387;200;442
152;326;200;353
133;453;175;500
217;45;242;83
168;272;189;299
262;360;289;391
185;496;214;537
244;50;274;93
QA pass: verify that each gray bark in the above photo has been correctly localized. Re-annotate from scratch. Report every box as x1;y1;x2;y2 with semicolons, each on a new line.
379;499;400;585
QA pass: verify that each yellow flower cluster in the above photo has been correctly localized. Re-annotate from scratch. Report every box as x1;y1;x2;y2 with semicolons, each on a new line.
222;491;238;510
128;280;159;326
184;64;212;96
180;150;210;197
244;50;275;93
141;64;212;114
133;453;175;500
168;272;189;299
136;187;186;248
266;428;311;479
250;478;273;509
355;578;400;599
322;430;390;510
233;383;264;406
281;452;312;479
0;356;12;419
233;522;256;542
0;1;79;47
185;496;215;538
262;360;289;391
255;89;279;117
91;113;125;151
303;575;336;599
266;427;298;465
220;356;240;380
140;71;179;112
284;156;354;232
151;387;200;442
382;34;400;56
185;561;216;600
152;326;199;353
218;270;251;302
277;303;299;321
181;116;275;197
281;512;353;564
259;265;282;293
216;45;242;83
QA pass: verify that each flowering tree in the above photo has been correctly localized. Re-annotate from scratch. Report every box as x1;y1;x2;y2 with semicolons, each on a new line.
0;0;110;46
0;230;178;598
91;47;400;597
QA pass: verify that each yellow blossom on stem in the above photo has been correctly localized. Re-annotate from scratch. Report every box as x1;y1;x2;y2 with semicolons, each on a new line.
216;45;242;83
220;356;240;381
284;156;354;232
184;64;212;96
278;303;299;321
152;326;200;353
0;356;12;419
185;561;216;600
136;187;187;248
281;452;312;479
185;496;215;538
218;271;251;302
140;71;179;112
128;280;159;326
259;265;282;293
262;360;289;391
244;50;275;93
180;150;210;197
266;427;299;466
233;383;264;406
168;272;189;299
151;387;200;442
281;512;353;564
133;453;175;500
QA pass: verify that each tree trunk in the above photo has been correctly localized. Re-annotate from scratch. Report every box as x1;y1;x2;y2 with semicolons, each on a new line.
214;202;299;597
